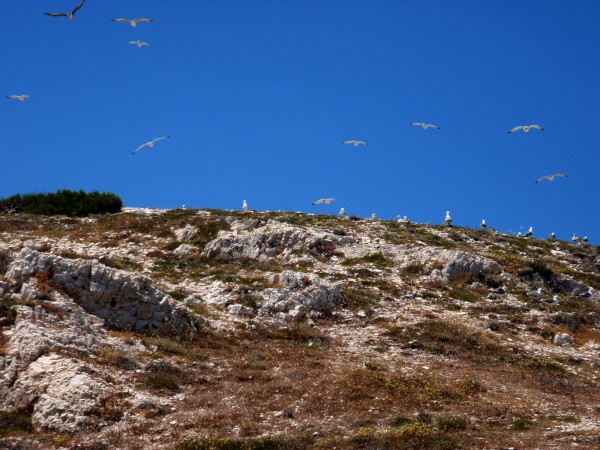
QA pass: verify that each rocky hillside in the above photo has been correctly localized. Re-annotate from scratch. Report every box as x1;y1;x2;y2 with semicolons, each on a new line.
1;208;599;449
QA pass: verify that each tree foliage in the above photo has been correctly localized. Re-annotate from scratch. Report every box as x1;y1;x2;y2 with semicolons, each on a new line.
0;189;122;216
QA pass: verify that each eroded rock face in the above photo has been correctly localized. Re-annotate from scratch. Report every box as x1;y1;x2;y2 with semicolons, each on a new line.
202;219;354;263
6;247;202;333
257;271;341;322
174;225;198;242
4;354;110;433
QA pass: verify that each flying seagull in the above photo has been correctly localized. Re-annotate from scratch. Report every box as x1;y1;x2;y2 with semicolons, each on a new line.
409;122;440;130
131;136;170;155
341;140;367;147
6;95;30;102
536;173;567;184
44;0;86;20
112;18;153;27
128;40;150;48
312;198;335;205
508;125;543;133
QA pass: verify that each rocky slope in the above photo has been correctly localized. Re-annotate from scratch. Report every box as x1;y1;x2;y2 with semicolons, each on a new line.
0;208;599;449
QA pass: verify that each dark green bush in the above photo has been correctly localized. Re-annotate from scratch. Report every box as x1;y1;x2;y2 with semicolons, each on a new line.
0;190;122;216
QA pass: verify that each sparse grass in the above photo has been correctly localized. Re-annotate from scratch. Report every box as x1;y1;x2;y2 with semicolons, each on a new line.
0;407;33;437
176;434;315;450
342;252;391;269
89;391;132;422
341;285;380;311
526;356;564;372
146;375;180;392
0;298;17;326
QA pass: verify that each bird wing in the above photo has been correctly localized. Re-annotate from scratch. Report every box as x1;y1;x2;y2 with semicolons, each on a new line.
341;141;355;145
151;136;169;144
311;199;323;205
6;95;17;99
409;122;423;126
131;143;148;155
356;141;367;145
552;173;567;178
424;124;440;129
44;12;68;17
112;18;131;22
535;176;549;183
508;126;524;133
134;18;153;23
529;125;544;130
71;0;86;14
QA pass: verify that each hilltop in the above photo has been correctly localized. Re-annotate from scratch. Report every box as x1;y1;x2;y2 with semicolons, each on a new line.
1;208;599;449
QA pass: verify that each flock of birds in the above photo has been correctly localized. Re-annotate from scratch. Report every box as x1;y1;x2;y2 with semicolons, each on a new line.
4;1;588;246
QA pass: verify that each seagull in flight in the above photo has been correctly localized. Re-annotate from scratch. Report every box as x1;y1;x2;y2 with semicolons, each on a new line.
6;95;30;102
312;198;335;205
112;18;153;27
128;40;150;48
536;173;567;184
341;140;367;147
508;125;543;133
131;136;170;155
409;122;440;130
44;0;86;20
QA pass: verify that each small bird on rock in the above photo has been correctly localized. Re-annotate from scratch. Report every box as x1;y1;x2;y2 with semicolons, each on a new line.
524;226;533;237
444;211;452;226
540;295;560;305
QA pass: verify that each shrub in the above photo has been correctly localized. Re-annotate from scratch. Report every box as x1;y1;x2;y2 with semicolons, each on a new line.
436;415;470;432
0;299;17;326
0;190;122;216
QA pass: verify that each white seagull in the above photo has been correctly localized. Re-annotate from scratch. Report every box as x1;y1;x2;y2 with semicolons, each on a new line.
131;136;170;155
44;0;86;20
312;198;335;205
6;95;30;102
341;140;367;147
508;124;544;133
444;211;452;226
540;295;560;305
524;226;533;237
480;219;487;231
409;122;440;130
112;18;154;27
577;288;593;298
528;287;543;298
548;232;556;240
128;40;150;48
572;233;582;244
242;200;249;212
536;173;567;184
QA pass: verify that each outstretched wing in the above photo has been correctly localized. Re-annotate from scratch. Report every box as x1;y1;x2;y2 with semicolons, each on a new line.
535;176;549;184
508;126;524;133
44;12;68;17
424;124;440;129
409;122;423;127
71;0;86;15
131;143;148;155
150;136;169;144
112;18;131;23
134;18;153;23
529;124;544;131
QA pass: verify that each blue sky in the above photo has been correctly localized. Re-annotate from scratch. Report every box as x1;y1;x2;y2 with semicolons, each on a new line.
1;1;599;243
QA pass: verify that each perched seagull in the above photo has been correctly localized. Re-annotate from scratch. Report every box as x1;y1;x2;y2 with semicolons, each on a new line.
572;233;582;244
312;198;335;205
582;236;589;244
112;18;153;27
524;226;533;237
536;173;568;184
508;125;544;133
577;288;593;298
409;122;440;130
44;0;86;20
131;136;170;155
480;219;487;231
489;286;507;294
242;200;249;212
528;287;543;298
339;208;346;219
371;213;378;220
548;232;556;241
6;95;30;102
444;211;452;226
128;40;150;48
341;140;367;147
540;295;560;305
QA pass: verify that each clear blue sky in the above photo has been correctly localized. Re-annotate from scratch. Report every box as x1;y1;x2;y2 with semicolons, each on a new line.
2;1;599;243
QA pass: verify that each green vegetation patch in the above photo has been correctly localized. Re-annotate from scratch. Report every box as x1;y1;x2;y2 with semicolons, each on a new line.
0;189;122;216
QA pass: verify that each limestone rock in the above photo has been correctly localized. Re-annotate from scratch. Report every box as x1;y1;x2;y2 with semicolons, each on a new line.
554;332;574;348
174;225;198;242
5;247;202;333
173;244;195;258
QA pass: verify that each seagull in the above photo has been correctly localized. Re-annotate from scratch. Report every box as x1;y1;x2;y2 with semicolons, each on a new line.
371;213;378;220
409;122;440;130
582;236;589;244
524;226;533;237
112;18;153;27
508;125;544;133
312;198;335;205
536;173;568;184
540;295;560;305
6;95;30;102
548;232;556;241
242;200;249;212
341;140;367;147
528;287;543;298
489;286;506;294
480;219;487;231
339;208;346;219
44;0;86;20
128;40;150;48
572;233;582;244
131;136;170;155
577;288;593;298
444;211;452;226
